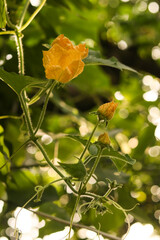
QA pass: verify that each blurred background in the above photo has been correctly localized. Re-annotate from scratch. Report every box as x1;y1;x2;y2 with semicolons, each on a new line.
0;0;160;239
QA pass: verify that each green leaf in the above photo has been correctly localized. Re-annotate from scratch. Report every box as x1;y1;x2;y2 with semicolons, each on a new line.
0;0;6;29
6;170;58;210
84;50;138;73
102;146;136;166
0;68;47;96
59;160;86;180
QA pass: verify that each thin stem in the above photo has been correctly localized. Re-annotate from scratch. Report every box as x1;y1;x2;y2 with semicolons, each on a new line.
16;31;35;137
4;0;16;29
18;0;30;28
10;139;30;159
79;120;99;161
84;155;95;165
15;31;24;75
19;0;47;32
29;80;53;105
82;149;103;190
0;115;22;120
19;92;34;136
33;139;78;194
103;188;113;198
0;30;15;35
31;210;122;240
11;163;47;169
68;194;81;239
34;81;57;134
14;11;35;138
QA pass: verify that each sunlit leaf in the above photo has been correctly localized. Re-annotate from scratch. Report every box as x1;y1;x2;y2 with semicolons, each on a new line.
102;146;136;166
84;50;138;73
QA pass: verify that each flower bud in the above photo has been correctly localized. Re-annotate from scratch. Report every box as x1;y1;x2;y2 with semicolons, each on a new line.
42;34;88;83
98;132;110;145
97;101;118;121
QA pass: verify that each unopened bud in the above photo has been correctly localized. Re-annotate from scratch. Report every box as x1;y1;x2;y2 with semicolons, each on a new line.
97;101;118;121
98;132;110;145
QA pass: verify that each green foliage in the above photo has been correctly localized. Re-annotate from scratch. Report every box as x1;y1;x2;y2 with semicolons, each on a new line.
102;146;136;167
84;50;138;73
0;68;47;95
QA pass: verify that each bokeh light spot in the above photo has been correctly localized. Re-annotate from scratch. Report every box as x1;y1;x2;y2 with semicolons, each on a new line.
114;91;124;100
148;2;159;14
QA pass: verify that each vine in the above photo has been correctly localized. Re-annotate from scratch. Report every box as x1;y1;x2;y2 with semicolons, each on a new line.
0;1;137;240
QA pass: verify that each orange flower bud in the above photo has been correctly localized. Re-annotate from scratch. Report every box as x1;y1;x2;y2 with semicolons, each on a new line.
97;101;118;121
42;34;88;83
98;132;110;145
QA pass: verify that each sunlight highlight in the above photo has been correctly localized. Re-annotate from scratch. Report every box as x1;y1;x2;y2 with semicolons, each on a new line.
118;40;128;50
148;2;159;14
43;227;74;240
143;90;158;102
155;124;160;139
123;222;160;240
114;91;124;100
30;0;41;7
151;46;160;60
138;1;147;12
6;54;13;60
149;146;160;157
0;200;4;213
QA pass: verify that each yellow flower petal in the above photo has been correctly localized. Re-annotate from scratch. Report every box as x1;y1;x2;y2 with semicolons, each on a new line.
42;34;88;83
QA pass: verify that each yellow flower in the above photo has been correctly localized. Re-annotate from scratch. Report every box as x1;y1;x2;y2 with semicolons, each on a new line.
42;34;88;83
98;132;110;145
97;101;118;121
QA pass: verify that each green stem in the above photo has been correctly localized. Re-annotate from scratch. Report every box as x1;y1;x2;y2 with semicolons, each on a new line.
15;28;34;136
18;0;30;28
15;31;24;75
29;80;53;105
10;139;30;159
82;148;103;190
19;92;34;136
33;139;78;194
19;0;47;32
68;194;81;239
31;209;122;240
34;81;57;134
79;120;99;161
0;30;15;35
103;188;112;198
77;121;99;195
4;0;16;29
